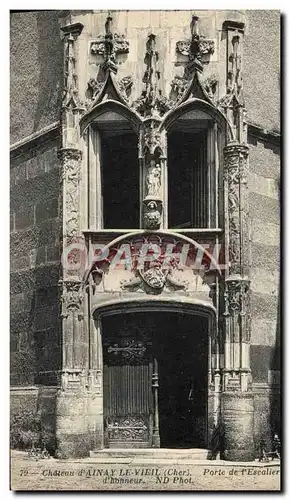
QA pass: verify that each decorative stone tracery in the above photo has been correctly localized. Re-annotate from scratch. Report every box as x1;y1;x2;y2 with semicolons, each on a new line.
218;20;246;142
224;142;249;276
133;34;171;118
58;148;82;246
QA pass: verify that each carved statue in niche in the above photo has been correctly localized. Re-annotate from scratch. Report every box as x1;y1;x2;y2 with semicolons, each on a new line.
146;161;161;199
143;200;162;230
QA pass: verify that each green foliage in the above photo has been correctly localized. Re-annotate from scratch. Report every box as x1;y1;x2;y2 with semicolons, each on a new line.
10;409;41;450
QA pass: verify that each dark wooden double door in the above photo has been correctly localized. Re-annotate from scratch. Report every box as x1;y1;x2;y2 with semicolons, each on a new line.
103;312;208;449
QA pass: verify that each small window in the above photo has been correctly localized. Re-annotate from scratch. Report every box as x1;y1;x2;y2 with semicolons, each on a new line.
101;131;139;229
90;112;139;229
168;110;220;229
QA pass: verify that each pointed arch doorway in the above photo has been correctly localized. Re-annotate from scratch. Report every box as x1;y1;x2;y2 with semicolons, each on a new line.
99;303;215;449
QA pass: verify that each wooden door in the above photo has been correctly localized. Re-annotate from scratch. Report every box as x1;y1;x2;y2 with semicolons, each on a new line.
103;320;153;448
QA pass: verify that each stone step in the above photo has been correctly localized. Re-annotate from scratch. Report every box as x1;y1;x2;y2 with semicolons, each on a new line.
90;448;211;460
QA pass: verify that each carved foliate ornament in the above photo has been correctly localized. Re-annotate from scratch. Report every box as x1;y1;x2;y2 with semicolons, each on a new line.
86;12;132;108
90;12;129;74
132;34;171;118
224;277;251;341
58;148;82;243
224;142;249;275
107;417;148;441
139;119;166;158
175;15;215;75
118;76;134;100
203;74;218;102
172;16;216;106
87;78;104;101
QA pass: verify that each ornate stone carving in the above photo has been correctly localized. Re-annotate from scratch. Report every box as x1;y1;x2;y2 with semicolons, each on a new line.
171;16;216;106
224;277;251;341
60;279;83;319
61;23;84;109
87;78;104;100
146;162;162;198
224;142;249;275
107;417;148;441
118;75;133;100
143;200;162;230
204;74;218;101
132;34;171;117
121;263;189;294
176;15;215;75
90;12;129;74
139;119;165;157
170;75;191;102
176;38;214;57
218;22;245;142
58;148;82;243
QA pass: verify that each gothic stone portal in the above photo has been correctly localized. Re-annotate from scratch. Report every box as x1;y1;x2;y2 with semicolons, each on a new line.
102;311;209;449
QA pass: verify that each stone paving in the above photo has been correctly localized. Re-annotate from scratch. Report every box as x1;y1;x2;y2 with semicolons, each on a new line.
10;451;281;491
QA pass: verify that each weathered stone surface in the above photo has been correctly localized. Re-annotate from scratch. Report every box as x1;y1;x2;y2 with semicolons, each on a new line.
221;392;255;461
10;11;63;144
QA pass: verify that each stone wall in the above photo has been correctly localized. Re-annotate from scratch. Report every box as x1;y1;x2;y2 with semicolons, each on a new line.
10;11;63;144
244;10;280;132
10;133;62;386
248;131;280;445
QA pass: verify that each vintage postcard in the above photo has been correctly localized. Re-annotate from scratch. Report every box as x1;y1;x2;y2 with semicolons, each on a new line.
10;9;281;491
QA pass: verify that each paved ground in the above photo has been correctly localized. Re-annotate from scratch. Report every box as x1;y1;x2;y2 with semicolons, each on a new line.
10;451;281;491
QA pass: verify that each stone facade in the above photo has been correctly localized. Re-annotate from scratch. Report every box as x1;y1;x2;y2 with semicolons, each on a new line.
10;10;280;461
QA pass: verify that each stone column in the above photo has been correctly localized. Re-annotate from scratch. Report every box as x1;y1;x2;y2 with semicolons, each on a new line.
221;142;254;461
55;21;95;458
56;147;91;458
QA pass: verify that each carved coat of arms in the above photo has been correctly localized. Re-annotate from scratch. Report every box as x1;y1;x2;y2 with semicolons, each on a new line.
139;267;169;290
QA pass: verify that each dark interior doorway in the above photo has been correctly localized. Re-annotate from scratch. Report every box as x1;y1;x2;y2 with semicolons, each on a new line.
102;310;208;449
153;313;208;448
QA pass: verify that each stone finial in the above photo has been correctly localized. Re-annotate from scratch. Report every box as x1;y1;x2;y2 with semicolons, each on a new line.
90;11;129;74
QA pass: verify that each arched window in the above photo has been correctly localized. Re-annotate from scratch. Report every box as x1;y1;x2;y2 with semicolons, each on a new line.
88;110;139;230
167;109;223;229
